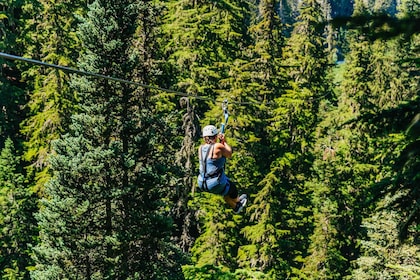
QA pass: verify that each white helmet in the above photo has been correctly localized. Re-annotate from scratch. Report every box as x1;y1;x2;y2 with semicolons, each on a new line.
202;125;218;137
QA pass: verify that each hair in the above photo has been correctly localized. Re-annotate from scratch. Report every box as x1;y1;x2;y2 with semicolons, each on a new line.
204;135;216;144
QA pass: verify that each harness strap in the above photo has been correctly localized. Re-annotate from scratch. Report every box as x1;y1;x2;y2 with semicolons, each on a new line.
200;144;214;191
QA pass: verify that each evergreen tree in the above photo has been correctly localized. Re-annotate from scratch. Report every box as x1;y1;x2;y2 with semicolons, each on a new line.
224;0;285;177
235;0;288;275
0;138;37;279
303;0;419;277
368;0;420;241
302;2;376;276
161;0;255;274
0;70;25;148
240;0;328;277
31;0;183;278
0;2;37;279
161;0;250;111
20;0;83;194
0;0;26;147
350;207;420;279
173;97;200;254
342;1;420;274
302;95;370;279
363;30;419;241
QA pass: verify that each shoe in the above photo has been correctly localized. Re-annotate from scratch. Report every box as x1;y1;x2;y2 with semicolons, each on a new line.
234;194;247;214
239;194;247;205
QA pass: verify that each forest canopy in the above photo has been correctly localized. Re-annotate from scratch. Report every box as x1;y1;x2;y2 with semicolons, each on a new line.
0;0;419;279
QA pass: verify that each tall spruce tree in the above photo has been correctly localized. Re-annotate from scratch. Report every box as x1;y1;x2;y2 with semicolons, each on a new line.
173;97;200;254
235;0;287;277
0;0;26;146
347;0;420;265
31;0;183;278
161;0;250;111
302;63;361;279
367;0;420;241
1;2;37;279
20;0;84;194
240;0;328;278
301;0;419;277
0;138;37;279
303;4;375;278
162;0;254;275
347;0;419;276
223;0;285;183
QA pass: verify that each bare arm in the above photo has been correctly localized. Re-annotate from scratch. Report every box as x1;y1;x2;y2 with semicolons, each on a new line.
217;134;232;158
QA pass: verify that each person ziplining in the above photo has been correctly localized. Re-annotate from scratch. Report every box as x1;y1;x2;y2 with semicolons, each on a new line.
197;101;247;213
0;52;253;213
0;52;247;214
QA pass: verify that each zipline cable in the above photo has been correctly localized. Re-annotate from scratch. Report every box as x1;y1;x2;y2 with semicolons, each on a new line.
220;99;229;134
0;52;214;101
0;52;331;107
0;52;277;106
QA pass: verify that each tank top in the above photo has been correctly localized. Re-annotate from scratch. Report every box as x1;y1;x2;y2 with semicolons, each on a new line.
197;143;228;193
199;144;226;177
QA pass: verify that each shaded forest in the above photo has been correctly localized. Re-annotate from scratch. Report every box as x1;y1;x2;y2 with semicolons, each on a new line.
0;0;419;279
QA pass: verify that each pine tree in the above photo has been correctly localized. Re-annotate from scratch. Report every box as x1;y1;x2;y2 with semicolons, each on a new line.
357;0;420;241
0;0;26;147
301;2;376;276
240;0;329;277
31;0;183;278
223;0;285;180
303;0;420;277
0;2;38;279
161;0;255;274
161;0;250;112
335;0;420;261
173;97;200;253
20;0;83;194
0;138;37;279
235;0;287;276
350;207;420;279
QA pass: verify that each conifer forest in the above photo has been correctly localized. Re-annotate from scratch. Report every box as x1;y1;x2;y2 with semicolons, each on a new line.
0;0;419;279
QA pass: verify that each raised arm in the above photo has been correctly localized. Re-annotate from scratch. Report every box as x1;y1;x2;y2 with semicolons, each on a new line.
217;134;232;158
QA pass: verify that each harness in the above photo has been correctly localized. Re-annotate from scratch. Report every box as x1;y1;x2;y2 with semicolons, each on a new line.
199;144;223;191
198;99;229;193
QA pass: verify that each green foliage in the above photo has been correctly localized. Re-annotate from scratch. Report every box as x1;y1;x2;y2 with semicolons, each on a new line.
303;2;420;279
347;0;420;241
349;209;420;279
372;112;420;240
0;80;26;149
224;0;285;182
190;193;243;268
183;264;272;280
0;0;23;51
0;0;418;278
183;264;236;280
240;0;330;278
20;0;84;194
161;0;251;115
0;138;37;279
31;0;184;279
0;0;26;147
